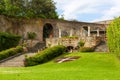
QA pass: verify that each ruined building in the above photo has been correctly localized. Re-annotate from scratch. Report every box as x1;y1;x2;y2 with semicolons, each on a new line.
0;15;112;52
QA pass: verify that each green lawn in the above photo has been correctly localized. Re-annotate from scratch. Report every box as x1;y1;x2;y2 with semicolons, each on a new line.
0;52;120;80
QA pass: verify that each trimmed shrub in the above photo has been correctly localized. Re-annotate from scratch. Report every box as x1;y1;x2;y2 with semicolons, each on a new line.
78;41;85;47
25;45;66;66
27;32;37;47
0;46;23;60
107;17;120;56
27;32;37;40
0;32;21;51
80;47;94;52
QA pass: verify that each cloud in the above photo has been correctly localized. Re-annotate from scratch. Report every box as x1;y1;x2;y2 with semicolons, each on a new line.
53;0;120;22
92;0;120;22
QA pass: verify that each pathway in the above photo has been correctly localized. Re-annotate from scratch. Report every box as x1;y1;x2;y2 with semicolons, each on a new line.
0;53;36;67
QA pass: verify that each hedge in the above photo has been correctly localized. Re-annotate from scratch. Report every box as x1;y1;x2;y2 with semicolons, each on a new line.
80;47;94;52
25;45;66;66
107;17;120;56
78;41;85;47
0;46;23;61
0;32;21;51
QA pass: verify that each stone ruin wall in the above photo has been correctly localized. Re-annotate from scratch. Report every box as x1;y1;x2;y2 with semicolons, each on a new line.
0;15;44;42
0;15;107;48
45;19;107;38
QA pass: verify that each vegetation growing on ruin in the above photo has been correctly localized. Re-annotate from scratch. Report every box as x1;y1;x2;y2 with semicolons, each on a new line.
27;32;37;47
78;41;85;47
80;47;94;52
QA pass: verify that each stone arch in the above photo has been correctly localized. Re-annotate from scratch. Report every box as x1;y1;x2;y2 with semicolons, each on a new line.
83;26;88;31
43;23;53;41
82;26;88;36
66;46;74;52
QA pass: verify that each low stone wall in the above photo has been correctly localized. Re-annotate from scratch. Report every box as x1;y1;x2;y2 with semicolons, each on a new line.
46;36;102;49
46;38;79;48
46;36;110;52
84;36;102;47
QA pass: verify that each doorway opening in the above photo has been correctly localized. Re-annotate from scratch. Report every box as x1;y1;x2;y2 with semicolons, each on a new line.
43;23;53;41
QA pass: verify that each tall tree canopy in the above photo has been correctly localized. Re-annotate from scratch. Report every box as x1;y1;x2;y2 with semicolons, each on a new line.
107;17;120;56
0;0;58;19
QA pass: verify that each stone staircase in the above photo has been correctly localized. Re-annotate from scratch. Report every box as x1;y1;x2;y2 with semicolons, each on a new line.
28;42;46;52
94;41;108;52
0;53;36;67
0;41;46;67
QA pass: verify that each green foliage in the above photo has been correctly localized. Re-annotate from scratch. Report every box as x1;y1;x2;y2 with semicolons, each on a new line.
107;17;120;56
25;45;66;66
0;53;120;80
0;46;23;60
78;41;85;47
80;47;94;52
0;32;21;51
0;0;58;19
27;32;37;47
59;14;64;20
27;32;37;40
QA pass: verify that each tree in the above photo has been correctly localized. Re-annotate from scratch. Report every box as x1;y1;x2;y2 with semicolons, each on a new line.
0;0;5;13
30;0;58;19
59;14;65;20
0;0;58;19
107;17;120;56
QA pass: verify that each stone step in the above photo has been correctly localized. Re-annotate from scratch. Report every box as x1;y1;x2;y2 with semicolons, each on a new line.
94;41;108;52
0;53;36;67
28;42;46;52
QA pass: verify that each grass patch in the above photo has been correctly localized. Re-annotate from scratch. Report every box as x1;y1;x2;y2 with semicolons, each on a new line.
0;52;120;80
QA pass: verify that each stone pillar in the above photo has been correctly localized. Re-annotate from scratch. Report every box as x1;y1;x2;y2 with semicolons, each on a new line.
88;26;91;36
70;29;73;37
79;29;81;40
59;28;61;38
81;28;83;37
97;29;100;36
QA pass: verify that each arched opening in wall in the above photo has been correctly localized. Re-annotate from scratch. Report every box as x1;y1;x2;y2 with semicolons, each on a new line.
43;23;53;41
66;46;74;52
83;26;88;31
83;26;88;36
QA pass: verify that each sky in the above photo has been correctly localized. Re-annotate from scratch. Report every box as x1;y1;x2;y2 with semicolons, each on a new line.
53;0;120;22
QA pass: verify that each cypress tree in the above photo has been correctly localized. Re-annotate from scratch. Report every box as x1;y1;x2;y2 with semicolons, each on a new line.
107;17;120;56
